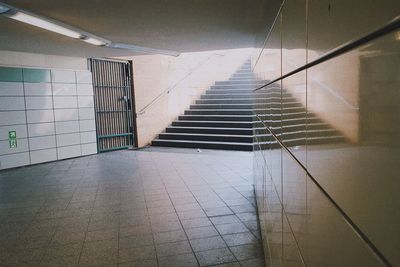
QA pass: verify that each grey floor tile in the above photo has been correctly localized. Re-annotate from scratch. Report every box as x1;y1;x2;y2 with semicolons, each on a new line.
189;236;227;252
204;207;234;217
177;209;207;220
151;220;182;233
119;234;154;249
181;217;213;229
118;245;156;263
118;259;158;267
156;240;192;257
195;247;237;266
0;148;264;267
85;228;118;242
210;215;240;225
158;252;199;267
222;232;258;247
153;229;187;244
186;226;220;239
215;222;250;235
119;225;153;237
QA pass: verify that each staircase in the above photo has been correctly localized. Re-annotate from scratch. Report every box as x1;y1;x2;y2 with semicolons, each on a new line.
152;60;346;151
152;60;258;151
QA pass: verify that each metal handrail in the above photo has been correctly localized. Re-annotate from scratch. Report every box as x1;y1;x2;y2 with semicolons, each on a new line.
252;16;400;93
137;53;224;116
253;114;392;266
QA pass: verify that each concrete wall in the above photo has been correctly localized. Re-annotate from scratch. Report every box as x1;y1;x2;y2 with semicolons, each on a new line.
0;51;97;170
124;49;253;147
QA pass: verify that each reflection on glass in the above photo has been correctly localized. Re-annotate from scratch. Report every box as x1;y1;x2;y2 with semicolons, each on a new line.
253;0;400;266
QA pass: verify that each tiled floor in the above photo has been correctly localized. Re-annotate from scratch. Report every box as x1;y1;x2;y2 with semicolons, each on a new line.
0;147;265;266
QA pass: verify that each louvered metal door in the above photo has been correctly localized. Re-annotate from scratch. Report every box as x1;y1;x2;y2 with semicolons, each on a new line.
89;58;136;152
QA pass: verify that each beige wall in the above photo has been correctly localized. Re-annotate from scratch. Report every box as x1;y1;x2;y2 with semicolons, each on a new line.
0;50;88;70
124;49;253;147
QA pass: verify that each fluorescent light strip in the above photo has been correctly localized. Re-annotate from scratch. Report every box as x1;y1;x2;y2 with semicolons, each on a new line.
82;37;108;46
0;2;180;56
10;11;82;39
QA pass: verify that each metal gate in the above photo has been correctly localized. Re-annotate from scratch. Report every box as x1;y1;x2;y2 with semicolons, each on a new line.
89;58;137;152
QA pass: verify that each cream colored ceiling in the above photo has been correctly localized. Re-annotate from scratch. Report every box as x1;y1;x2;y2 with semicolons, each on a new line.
0;0;281;57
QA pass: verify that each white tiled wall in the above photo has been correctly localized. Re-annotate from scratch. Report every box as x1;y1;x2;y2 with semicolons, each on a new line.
0;68;97;170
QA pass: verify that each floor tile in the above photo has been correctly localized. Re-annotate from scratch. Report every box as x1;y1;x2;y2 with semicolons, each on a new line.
153;229;187;244
156;240;192;257
210;215;240;225
186;226;219;239
195;247;236;266
189;236;227;252
222;232;258;247
0;148;264;267
215;222;249;235
158;252;199;267
118;245;156;263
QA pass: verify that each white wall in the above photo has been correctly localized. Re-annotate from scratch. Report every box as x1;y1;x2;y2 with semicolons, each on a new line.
0;51;97;170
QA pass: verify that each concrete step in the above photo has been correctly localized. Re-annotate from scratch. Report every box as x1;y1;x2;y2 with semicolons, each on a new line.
200;92;287;99
179;114;254;121
215;80;266;86
152;139;254;151
190;102;303;109
171;120;257;128
195;97;297;104
184;109;254;115
206;89;257;94
165;126;253;135
158;132;253;143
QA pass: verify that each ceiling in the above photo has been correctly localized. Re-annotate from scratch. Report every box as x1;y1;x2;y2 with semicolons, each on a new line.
0;0;281;57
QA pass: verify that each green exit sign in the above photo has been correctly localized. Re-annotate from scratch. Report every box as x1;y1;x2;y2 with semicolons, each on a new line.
8;130;17;148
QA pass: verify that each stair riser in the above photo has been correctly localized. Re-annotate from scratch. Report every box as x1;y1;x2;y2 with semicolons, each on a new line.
232;73;254;78
190;104;254;109
166;127;252;135
190;102;303;109
210;85;258;89
184;110;253;115
215;80;266;85
228;78;255;82
172;121;258;128
195;98;297;104
229;77;254;82
206;89;257;94
207;88;280;94
179;115;254;122
152;140;253;151
200;93;288;99
158;134;253;143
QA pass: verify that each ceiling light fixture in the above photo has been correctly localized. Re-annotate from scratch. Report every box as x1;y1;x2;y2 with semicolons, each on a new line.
82;36;109;46
8;11;82;39
0;2;180;56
